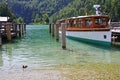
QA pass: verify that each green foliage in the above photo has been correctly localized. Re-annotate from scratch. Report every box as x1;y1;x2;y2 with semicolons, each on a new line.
0;2;16;21
42;13;49;24
34;14;41;24
50;0;120;23
33;13;49;24
2;0;73;24
16;17;24;24
1;0;119;23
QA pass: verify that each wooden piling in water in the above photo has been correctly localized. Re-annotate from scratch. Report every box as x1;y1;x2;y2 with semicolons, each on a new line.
0;36;1;47
21;24;23;36
13;23;17;37
61;23;66;49
49;24;51;33
16;24;19;37
56;24;59;41
22;23;24;35
6;23;12;41
0;23;2;46
0;36;1;46
24;23;26;34
51;23;54;37
15;23;17;36
19;24;22;37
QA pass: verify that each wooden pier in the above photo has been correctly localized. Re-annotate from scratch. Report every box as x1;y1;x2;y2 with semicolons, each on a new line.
111;22;120;43
0;22;26;45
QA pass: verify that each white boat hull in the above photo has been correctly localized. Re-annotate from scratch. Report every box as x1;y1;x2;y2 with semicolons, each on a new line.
65;31;112;46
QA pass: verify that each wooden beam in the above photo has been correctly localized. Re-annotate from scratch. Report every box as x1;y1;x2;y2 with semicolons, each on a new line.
6;23;12;41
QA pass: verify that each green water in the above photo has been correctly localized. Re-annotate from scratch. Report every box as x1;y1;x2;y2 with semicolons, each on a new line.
0;25;120;70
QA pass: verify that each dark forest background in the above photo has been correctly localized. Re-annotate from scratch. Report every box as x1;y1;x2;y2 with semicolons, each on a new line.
0;0;120;24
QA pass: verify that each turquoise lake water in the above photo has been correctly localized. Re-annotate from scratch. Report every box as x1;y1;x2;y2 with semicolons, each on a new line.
0;25;120;70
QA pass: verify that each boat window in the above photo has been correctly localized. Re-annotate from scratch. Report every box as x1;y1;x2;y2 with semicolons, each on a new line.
67;20;72;27
74;20;77;27
67;20;70;27
94;18;106;27
86;18;92;27
77;19;83;27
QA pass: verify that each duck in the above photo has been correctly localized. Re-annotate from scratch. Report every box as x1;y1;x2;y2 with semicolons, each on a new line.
22;65;28;70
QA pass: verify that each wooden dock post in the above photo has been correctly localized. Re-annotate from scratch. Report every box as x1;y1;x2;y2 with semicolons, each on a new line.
16;24;19;37
0;36;1;46
19;24;22;37
6;23;12;41
15;23;17;36
51;23;54;37
49;24;51;33
0;23;2;46
22;23;24;35
21;24;23;36
24;23;26;34
13;23;17;37
61;23;66;49
56;24;59;41
0;33;1;47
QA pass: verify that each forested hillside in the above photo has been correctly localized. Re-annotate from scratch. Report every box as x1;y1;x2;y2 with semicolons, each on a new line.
0;2;16;21
50;0;120;23
0;0;73;24
0;0;120;24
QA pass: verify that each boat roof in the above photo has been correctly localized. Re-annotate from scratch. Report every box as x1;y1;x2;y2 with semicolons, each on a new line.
58;15;108;22
77;15;108;18
70;15;108;19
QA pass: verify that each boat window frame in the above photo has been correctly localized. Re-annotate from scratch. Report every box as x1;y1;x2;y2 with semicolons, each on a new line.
85;18;92;28
77;19;84;27
94;17;107;28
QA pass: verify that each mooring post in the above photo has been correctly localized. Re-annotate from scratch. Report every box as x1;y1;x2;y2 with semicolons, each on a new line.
21;23;24;35
0;34;1;47
14;23;17;37
0;23;2;47
0;35;1;46
16;24;19;37
24;23;26;34
20;23;23;36
0;23;2;46
6;23;12;41
51;23;54;37
19;24;21;37
56;24;59;42
61;23;66;49
49;24;51;34
23;23;25;34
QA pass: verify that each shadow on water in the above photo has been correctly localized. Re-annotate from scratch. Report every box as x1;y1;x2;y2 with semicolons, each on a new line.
1;33;27;45
111;43;120;50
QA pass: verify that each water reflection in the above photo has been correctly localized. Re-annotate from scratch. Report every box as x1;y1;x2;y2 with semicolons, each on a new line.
0;43;13;70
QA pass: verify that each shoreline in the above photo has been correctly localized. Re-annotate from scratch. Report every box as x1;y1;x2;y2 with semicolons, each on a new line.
0;63;120;80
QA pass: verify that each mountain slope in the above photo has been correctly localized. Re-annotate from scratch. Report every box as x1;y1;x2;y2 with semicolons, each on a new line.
1;0;73;24
50;0;120;23
0;0;120;24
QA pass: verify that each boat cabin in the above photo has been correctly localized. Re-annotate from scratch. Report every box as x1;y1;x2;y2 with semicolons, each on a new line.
58;15;110;31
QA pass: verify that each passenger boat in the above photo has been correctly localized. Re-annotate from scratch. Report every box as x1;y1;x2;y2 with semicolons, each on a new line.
57;5;111;46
